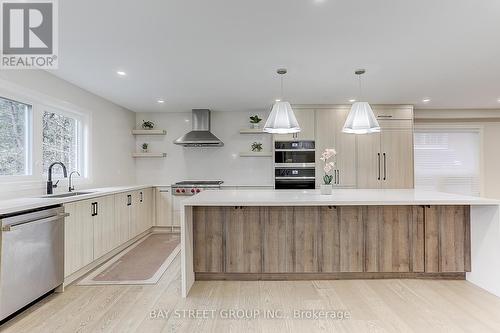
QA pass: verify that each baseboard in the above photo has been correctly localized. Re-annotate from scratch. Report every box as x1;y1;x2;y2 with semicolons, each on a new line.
195;272;466;281
151;226;180;233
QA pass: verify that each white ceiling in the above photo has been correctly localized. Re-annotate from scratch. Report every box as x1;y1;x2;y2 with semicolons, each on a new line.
52;0;500;112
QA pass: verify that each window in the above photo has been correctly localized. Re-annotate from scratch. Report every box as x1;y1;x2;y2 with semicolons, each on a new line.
42;110;83;178
414;128;481;196
0;97;32;176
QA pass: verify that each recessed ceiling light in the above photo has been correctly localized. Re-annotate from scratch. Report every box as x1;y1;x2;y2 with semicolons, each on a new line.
275;99;281;102
349;99;356;103
422;98;431;103
157;99;165;104
116;70;127;76
497;98;500;103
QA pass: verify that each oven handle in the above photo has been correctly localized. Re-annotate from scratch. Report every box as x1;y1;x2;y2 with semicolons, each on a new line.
275;176;316;180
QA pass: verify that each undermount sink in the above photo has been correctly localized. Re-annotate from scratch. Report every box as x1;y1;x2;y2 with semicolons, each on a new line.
41;191;96;198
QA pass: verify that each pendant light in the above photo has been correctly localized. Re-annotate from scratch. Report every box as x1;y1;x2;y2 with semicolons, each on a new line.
342;69;380;134
263;68;301;134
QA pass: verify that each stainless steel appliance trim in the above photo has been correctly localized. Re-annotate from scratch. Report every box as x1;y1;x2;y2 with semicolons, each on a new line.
274;149;316;152
275;176;316;180
274;163;316;168
1;213;68;232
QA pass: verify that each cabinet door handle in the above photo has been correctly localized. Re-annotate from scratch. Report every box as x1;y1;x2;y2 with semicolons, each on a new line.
383;153;387;181
127;194;132;206
140;191;143;203
95;202;99;216
91;202;97;216
377;153;381;180
337;170;340;185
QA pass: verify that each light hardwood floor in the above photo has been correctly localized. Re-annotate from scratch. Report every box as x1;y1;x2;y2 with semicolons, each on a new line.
3;255;500;333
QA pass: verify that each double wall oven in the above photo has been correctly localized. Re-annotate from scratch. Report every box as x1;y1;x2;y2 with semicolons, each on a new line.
274;140;316;190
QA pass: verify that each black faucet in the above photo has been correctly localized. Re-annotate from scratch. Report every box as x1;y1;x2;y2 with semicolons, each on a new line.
47;162;68;194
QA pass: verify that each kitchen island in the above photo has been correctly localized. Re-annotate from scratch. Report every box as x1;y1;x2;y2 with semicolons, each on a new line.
180;189;500;297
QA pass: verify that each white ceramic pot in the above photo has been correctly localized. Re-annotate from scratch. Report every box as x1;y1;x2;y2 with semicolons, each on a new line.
250;123;261;129
320;184;333;195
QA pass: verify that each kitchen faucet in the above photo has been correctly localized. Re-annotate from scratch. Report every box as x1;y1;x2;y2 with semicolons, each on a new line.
46;162;68;194
68;171;80;192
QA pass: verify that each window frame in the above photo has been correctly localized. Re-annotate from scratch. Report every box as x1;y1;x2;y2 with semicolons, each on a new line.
41;105;87;180
0;92;35;182
414;123;484;196
0;81;91;189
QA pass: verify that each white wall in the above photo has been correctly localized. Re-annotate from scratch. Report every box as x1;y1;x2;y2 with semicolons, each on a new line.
135;111;273;186
0;70;137;199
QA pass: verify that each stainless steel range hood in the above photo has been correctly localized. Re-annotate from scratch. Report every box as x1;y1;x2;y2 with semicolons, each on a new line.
174;109;224;147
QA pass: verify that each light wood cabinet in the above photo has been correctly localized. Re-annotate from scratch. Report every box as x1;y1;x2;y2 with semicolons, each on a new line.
64;199;95;277
273;108;315;141
114;192;132;244
357;119;414;189
193;207;224;272
424;205;471;273
132;188;154;236
93;195;117;259
315;108;357;187
64;187;155;279
225;207;262;273
365;206;413;272
192;204;471;277
293;207;319;272
155;187;172;227
262;207;294;273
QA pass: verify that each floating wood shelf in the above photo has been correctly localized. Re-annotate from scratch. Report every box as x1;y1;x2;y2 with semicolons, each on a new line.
239;152;273;157
132;129;167;135
239;128;269;134
132;152;167;158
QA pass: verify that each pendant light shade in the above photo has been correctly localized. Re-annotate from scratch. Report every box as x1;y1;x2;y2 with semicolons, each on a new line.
263;101;300;133
263;68;301;134
342;69;380;134
342;102;380;134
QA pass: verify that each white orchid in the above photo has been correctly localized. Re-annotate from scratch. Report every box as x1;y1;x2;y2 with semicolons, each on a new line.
320;148;337;185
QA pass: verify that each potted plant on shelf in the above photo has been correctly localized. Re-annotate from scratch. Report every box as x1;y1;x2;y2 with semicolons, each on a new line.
142;120;155;130
320;148;336;195
251;142;263;152
141;143;149;153
249;115;262;129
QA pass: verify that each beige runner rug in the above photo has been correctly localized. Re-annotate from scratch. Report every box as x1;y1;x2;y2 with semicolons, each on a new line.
78;233;180;285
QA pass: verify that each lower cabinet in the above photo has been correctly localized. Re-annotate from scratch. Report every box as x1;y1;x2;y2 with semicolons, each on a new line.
64;199;95;277
424;205;471;272
225;207;262;273
192;205;471;275
64;188;155;278
93;195;117;259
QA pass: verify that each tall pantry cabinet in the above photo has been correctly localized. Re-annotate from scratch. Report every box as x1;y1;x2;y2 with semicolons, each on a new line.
356;106;414;189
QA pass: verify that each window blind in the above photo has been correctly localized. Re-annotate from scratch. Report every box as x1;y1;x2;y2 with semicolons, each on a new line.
414;129;480;196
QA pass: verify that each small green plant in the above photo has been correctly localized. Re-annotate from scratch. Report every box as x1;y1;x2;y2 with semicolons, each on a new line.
141;143;149;151
142;120;155;130
251;142;263;152
249;115;262;124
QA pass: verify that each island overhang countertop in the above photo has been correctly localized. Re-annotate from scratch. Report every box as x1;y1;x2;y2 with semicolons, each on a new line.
181;189;500;207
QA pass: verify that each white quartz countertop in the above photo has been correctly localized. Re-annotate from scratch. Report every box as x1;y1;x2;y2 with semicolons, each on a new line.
182;189;500;207
0;185;154;216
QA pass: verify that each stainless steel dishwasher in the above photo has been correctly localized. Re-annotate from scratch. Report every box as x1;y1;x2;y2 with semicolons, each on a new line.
0;205;67;321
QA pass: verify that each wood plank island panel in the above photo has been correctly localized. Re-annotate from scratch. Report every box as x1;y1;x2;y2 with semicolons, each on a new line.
191;205;471;279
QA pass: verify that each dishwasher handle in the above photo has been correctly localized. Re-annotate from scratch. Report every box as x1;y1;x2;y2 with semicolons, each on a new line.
2;212;69;232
